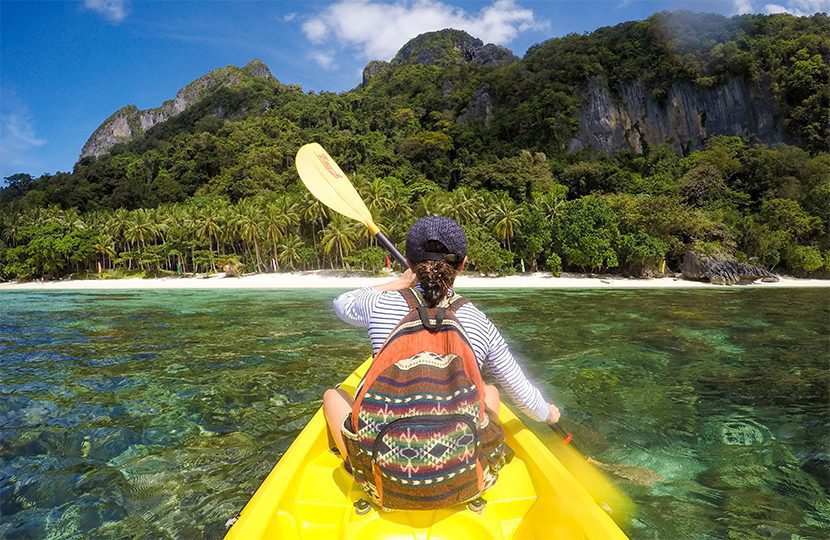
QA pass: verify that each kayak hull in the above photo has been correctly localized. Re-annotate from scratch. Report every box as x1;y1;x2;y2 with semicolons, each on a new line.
226;358;628;539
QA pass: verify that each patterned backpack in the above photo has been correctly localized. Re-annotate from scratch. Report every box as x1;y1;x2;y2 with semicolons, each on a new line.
342;288;507;510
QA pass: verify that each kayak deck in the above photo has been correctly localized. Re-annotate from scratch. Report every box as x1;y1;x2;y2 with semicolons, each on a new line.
226;359;628;539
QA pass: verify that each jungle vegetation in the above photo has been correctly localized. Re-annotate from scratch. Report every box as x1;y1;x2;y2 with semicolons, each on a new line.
1;11;828;280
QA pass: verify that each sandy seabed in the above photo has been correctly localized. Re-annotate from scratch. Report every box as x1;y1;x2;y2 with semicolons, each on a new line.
1;271;828;291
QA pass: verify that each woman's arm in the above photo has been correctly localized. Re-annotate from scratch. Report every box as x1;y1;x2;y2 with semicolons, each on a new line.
371;269;417;292
332;270;417;327
469;310;559;424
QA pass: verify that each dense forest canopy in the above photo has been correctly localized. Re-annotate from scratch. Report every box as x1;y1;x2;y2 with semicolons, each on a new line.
1;11;828;281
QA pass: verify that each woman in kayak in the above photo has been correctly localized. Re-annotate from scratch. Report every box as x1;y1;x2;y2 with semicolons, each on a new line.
324;215;561;462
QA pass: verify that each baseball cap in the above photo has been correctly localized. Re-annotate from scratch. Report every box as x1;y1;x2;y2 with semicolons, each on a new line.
405;216;467;265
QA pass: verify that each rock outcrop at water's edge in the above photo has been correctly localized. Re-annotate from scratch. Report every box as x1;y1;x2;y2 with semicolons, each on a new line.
79;60;275;160
569;75;788;154
681;252;780;285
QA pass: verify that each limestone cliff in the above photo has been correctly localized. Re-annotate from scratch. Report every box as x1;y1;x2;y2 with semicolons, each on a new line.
391;29;518;68
568;75;788;154
362;30;518;87
79;60;274;160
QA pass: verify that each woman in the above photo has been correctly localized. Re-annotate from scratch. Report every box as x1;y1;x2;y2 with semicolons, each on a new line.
324;215;561;462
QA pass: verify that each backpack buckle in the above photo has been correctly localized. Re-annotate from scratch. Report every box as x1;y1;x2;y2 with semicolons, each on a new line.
467;497;487;514
354;499;372;515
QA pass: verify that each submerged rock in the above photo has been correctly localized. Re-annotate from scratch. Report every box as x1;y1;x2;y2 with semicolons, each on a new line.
587;457;662;486
718;417;774;446
701;413;775;447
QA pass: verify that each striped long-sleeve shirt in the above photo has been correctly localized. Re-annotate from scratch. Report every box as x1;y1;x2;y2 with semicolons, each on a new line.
333;286;551;422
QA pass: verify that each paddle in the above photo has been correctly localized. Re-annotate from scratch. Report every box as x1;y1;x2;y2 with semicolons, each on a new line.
552;423;661;487
295;142;407;268
294;142;642;516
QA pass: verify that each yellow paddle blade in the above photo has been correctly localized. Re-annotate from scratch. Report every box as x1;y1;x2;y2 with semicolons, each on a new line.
538;427;635;524
295;143;380;235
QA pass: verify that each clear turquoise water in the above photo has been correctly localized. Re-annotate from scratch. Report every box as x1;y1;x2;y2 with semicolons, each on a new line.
1;289;828;539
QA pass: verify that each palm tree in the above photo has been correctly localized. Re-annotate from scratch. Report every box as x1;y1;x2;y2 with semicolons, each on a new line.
124;209;156;255
194;205;222;255
534;186;567;222
416;190;446;218
300;191;328;268
158;205;188;272
110;208;130;253
93;232;116;273
234;199;265;272
365;178;394;214
487;193;524;252
277;234;304;270
147;206;168;246
438;187;484;226
264;196;299;271
0;211;24;247
320;214;358;268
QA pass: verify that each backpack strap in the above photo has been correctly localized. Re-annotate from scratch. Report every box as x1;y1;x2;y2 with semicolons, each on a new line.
399;288;422;310
352;289;483;432
400;288;468;312
401;288;468;333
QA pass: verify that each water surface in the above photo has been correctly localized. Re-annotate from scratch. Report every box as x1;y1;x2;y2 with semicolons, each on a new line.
1;288;828;538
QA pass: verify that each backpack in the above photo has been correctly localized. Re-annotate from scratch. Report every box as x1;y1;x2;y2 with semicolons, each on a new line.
342;288;507;510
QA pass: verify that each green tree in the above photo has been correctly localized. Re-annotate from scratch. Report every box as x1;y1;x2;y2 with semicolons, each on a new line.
553;197;620;272
277;234;305;270
486;192;524;252
320;214;359;268
513;206;552;272
784;244;824;272
616;232;667;275
264;196;299;271
233;199;266;272
757;198;819;241
465;223;514;275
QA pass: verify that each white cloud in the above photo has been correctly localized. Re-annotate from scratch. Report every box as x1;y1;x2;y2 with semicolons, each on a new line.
284;13;298;22
733;0;830;15
310;51;337;70
0;90;46;178
764;1;830;15
301;0;546;67
82;0;129;24
2;114;46;148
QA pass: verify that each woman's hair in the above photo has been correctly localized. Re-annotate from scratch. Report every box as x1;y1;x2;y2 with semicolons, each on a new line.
412;240;460;307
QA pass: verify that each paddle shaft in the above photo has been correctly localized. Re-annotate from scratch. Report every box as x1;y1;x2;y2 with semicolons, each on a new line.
375;231;408;268
552;423;574;443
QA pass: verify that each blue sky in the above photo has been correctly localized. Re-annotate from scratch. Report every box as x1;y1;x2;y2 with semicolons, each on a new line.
1;0;828;181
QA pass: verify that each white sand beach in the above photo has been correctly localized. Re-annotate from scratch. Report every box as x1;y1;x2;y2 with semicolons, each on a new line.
1;271;828;290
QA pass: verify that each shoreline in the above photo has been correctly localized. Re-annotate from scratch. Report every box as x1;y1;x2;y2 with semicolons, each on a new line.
1;271;829;290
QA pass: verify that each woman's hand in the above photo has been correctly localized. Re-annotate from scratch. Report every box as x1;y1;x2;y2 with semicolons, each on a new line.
372;268;418;292
546;403;561;424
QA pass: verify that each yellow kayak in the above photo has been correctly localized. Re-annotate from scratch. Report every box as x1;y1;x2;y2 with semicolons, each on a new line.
225;358;630;539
